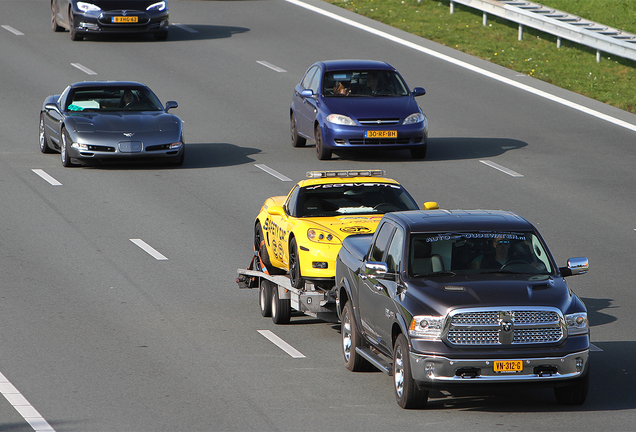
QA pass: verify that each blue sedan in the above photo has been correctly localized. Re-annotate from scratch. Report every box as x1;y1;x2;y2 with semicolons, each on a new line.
290;60;428;160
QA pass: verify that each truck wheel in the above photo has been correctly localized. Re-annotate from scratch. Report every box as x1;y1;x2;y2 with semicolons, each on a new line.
271;285;291;324
259;279;273;317
393;334;428;409
255;222;284;275
289;237;305;289
342;301;372;372
554;363;590;405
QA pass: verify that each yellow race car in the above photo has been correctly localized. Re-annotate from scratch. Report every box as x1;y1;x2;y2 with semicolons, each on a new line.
254;170;438;289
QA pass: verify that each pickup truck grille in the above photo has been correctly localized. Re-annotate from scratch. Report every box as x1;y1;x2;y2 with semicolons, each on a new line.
445;307;565;346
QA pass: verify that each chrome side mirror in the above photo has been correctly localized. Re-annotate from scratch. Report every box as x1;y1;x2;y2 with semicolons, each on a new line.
560;257;589;277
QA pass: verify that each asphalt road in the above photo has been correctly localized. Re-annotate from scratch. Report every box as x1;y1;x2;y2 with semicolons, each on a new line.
1;0;635;431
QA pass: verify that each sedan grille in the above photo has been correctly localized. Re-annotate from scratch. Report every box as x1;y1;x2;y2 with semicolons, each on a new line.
358;118;400;125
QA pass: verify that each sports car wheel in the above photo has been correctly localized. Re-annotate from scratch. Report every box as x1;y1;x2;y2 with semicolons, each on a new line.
60;128;77;167
271;284;291;324
315;125;332;160
259;279;273;318
342;301;372;372
255;222;284;275
393;334;428;409
289;237;305;289
291;113;306;148
51;2;63;32
39;114;53;153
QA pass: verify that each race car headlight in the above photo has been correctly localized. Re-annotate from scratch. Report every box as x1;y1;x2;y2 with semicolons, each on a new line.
409;315;444;340
307;229;341;244
326;114;356;126
403;112;425;125
77;2;101;12
147;1;167;11
565;312;588;336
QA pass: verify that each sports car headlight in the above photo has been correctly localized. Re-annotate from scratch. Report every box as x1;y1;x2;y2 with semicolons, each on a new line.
326;114;356;126
409;315;444;340
147;1;167;11
307;229;341;244
403;112;425;125
77;2;101;12
565;312;588;336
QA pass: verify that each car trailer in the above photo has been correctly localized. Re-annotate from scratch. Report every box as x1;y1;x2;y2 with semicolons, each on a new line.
236;255;338;324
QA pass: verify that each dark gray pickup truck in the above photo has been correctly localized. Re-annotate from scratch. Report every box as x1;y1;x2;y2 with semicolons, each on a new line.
335;209;590;408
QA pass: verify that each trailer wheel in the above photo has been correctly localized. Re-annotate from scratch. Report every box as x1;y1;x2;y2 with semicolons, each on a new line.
393;334;428;409
271;285;291;324
259;280;273;317
342;301;372;372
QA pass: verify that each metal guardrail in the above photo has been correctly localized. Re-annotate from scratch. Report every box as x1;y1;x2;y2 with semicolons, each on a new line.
449;0;636;63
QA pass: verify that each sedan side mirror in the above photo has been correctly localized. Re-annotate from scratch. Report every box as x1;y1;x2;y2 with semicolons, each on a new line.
165;101;178;111
412;87;426;97
300;89;314;98
560;257;589;277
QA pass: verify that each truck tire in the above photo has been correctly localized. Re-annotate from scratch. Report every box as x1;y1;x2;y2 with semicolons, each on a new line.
255;222;284;275
259;279;273;317
554;362;590;405
271;285;291;324
393;334;428;409
342;301;372;372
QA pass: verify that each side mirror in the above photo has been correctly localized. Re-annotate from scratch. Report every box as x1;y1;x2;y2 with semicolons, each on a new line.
412;87;426;97
423;201;439;210
165;101;178;111
45;103;60;113
300;89;314;98
266;205;286;217
560;257;589;277
363;261;388;278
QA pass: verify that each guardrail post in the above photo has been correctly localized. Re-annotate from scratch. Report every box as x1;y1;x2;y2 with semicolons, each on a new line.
518;24;523;41
483;12;487;26
557;37;561;49
596;50;601;63
450;1;454;14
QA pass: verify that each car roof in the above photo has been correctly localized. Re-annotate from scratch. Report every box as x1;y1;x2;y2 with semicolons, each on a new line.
386;210;536;232
317;60;396;72
69;81;149;89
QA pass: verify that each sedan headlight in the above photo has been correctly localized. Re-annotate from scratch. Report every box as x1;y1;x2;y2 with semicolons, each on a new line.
307;229;341;244
326;114;356;126
565;312;588;336
147;1;167;11
409;315;444;340
77;2;101;12
403;112;425;125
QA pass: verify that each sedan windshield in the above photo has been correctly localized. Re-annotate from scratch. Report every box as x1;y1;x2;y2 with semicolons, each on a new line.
409;231;554;276
66;87;164;112
323;70;409;97
294;183;418;217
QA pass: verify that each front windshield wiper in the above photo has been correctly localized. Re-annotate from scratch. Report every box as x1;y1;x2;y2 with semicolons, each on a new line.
412;271;457;278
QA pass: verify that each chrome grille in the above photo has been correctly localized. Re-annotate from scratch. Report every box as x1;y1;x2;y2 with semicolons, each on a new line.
358;118;400;125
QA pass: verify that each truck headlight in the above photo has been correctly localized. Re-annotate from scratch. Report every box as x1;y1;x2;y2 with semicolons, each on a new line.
409;315;444;340
565;312;588;336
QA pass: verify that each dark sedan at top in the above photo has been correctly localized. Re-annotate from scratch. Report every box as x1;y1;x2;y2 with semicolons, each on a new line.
39;81;185;167
290;60;428;160
51;0;170;41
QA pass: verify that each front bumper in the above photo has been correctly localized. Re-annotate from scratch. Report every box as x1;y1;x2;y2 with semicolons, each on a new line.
297;241;340;280
72;10;169;35
410;349;589;386
321;122;427;151
69;141;183;162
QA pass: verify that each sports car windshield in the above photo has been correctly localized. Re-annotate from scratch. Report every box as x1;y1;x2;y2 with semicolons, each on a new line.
409;231;554;277
294;183;418;217
65;87;164;112
323;70;409;97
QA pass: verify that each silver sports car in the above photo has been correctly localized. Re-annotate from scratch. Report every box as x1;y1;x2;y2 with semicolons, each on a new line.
39;81;185;167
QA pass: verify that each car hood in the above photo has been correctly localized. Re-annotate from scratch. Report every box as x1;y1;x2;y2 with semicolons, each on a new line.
403;275;573;316
304;215;384;239
320;96;420;120
87;1;162;10
67;112;180;133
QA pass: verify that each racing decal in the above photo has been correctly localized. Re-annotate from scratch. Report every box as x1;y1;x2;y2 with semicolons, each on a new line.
263;216;288;261
340;226;372;234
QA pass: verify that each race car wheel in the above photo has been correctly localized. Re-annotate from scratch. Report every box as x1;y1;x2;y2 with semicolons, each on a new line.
289;237;305;289
271;284;291;324
255;222;284;275
291;113;306;148
60;128;77;167
342;301;372;372
259;279;273;318
393;334;428;409
51;2;63;32
315;125;332;160
554;361;590;405
39;114;53;153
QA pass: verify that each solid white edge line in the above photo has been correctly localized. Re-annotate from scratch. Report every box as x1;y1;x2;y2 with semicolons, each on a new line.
32;169;62;186
480;160;524;177
254;164;293;181
257;61;287;73
130;239;169;260
258;330;306;358
285;0;636;134
2;25;24;35
172;23;198;33
0;372;55;432
70;63;97;75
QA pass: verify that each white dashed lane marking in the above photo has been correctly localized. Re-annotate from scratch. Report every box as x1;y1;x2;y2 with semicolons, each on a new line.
130;239;169;260
258;330;306;358
255;164;293;181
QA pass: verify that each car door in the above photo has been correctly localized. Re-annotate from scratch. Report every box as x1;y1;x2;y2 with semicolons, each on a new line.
295;65;320;138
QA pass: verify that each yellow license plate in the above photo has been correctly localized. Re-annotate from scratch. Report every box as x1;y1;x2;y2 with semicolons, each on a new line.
493;360;523;373
365;130;397;138
113;16;138;23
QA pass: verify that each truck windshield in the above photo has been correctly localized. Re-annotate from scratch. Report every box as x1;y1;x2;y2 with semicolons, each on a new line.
295;183;418;217
409;231;554;276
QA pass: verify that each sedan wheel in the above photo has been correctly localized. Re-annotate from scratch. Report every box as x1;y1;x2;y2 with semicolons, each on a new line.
39;114;52;153
315;125;332;160
291;113;306;148
69;13;83;41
